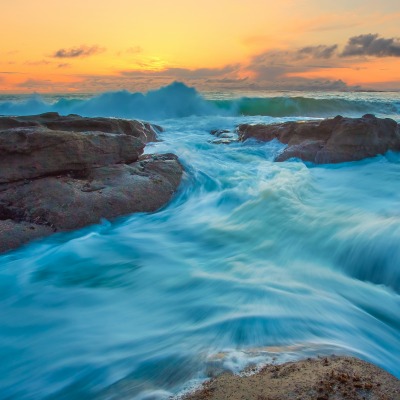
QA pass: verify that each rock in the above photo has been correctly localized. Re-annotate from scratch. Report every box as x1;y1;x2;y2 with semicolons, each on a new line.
237;114;400;163
210;138;238;145
209;129;238;144
0;128;144;183
0;114;183;253
184;356;400;400
210;129;231;137
0;220;54;252
0;112;162;143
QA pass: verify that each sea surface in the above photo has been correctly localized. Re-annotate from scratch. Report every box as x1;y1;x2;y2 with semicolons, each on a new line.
0;83;399;399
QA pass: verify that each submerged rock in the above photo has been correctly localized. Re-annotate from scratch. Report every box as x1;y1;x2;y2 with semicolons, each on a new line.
209;128;238;144
237;114;400;163
184;356;400;400
0;113;182;253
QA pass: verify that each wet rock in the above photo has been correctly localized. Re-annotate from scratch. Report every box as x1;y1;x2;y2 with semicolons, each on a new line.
237;114;400;164
210;138;238;145
0;220;54;253
0;114;183;253
184;356;400;400
0;128;144;183
0;112;162;143
209;129;238;144
210;129;231;137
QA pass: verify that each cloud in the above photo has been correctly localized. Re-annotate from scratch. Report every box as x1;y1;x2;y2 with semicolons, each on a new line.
250;45;339;71
341;34;400;57
52;45;105;58
16;79;53;88
25;59;51;66
242;41;364;91
160;65;240;79
57;63;70;68
120;65;241;80
248;46;339;82
297;45;338;59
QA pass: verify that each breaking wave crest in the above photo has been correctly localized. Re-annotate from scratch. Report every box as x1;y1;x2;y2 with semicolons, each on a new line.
0;81;398;120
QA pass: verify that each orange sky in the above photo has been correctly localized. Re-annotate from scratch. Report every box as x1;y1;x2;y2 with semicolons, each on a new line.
1;0;400;92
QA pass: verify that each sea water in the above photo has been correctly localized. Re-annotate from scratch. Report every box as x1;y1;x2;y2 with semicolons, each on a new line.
0;82;399;399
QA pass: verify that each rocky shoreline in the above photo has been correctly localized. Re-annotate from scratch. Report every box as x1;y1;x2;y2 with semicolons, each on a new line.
183;356;400;400
0;113;183;253
236;114;400;164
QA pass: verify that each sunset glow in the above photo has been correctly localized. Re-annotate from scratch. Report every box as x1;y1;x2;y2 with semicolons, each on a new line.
1;0;400;92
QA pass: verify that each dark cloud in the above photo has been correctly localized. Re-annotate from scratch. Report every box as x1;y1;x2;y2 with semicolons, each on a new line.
52;45;105;58
247;47;337;83
57;63;70;68
341;34;400;57
252;44;338;66
244;42;363;91
297;45;338;59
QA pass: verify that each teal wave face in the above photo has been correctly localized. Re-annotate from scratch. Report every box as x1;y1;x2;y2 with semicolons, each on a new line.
0;82;399;120
213;96;400;118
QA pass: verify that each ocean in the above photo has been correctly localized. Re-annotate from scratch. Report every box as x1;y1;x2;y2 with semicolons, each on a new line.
0;82;399;399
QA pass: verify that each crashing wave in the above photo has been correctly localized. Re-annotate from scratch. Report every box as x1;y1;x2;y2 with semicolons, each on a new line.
0;81;398;120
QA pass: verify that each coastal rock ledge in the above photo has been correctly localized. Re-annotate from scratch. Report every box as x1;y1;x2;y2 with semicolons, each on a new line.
184;356;400;400
237;114;400;163
0;113;183;253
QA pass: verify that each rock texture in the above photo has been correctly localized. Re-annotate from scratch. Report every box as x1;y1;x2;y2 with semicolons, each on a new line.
184;356;400;400
0;128;145;183
0;112;161;143
209;129;238;145
237;114;400;164
0;113;182;253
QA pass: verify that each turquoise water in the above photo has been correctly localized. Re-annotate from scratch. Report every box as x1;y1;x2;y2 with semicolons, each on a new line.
0;84;399;399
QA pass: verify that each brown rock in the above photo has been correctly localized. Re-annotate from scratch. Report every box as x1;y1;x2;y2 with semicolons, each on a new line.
0;114;183;253
237;114;400;164
0;112;161;143
184;356;400;400
0;220;54;252
0;128;144;183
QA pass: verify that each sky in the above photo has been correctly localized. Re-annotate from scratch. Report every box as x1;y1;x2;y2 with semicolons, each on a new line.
1;0;400;93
